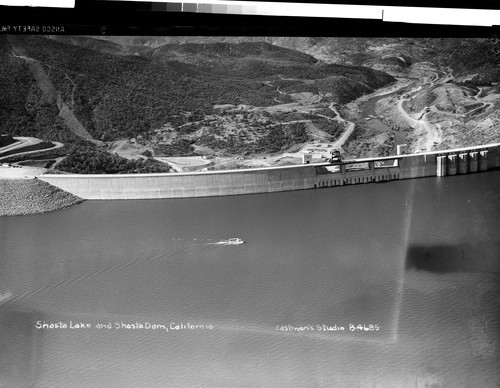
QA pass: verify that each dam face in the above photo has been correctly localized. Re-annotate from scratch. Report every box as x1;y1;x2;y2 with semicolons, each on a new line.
39;144;500;200
38;165;318;200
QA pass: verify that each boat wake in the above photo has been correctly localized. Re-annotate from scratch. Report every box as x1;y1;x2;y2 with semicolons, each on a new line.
170;237;245;246
0;290;13;303
210;238;245;246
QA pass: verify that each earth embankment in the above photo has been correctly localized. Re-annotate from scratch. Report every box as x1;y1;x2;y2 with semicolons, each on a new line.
0;178;84;216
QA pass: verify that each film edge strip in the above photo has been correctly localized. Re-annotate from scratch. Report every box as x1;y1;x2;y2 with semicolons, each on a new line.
1;0;499;27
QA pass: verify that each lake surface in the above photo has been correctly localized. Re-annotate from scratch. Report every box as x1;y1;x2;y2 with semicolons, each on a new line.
1;171;499;387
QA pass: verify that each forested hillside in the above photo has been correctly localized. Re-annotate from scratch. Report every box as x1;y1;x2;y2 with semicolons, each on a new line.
57;140;171;174
0;35;394;143
3;35;500;171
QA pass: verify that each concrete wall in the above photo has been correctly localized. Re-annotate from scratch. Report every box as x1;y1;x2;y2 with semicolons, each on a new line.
39;165;318;200
39;143;500;200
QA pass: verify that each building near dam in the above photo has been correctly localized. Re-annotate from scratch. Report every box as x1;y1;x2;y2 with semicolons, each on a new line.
39;143;500;200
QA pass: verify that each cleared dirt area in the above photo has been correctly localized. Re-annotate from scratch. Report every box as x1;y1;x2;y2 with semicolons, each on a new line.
369;61;500;153
289;92;322;105
154;156;212;172
0;165;47;178
108;140;150;160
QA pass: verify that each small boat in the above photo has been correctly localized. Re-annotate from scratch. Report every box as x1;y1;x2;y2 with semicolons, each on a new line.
219;238;245;245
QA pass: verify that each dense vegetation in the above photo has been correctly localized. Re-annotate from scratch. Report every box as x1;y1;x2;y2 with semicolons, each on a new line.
0;134;15;147
57;140;171;174
425;38;500;81
192;121;310;155
256;123;309;153
150;41;319;69
0;37;69;143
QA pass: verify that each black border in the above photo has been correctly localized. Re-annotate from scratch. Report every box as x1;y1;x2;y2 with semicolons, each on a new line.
1;1;499;38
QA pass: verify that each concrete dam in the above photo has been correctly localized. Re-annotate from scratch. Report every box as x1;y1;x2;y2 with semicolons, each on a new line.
39;143;500;200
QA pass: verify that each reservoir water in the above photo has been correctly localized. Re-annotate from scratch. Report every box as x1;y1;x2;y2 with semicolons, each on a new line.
1;171;499;387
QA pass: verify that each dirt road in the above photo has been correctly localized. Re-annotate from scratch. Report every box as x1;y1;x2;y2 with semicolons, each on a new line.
397;99;441;152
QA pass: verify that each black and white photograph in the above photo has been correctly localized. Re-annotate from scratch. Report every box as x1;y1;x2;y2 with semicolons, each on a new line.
1;3;499;387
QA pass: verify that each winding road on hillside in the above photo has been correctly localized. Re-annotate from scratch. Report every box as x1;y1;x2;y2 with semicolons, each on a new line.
397;99;442;152
328;104;356;149
259;75;358;157
466;87;494;116
395;64;456;152
396;63;498;152
0;137;64;163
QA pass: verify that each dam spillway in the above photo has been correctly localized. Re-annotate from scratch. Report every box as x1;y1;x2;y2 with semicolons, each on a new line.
39;143;500;200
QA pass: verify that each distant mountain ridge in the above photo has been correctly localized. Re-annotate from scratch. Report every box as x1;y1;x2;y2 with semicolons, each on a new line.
91;36;499;79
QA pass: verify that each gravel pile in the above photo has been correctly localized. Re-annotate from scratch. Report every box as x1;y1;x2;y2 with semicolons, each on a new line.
0;178;84;216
